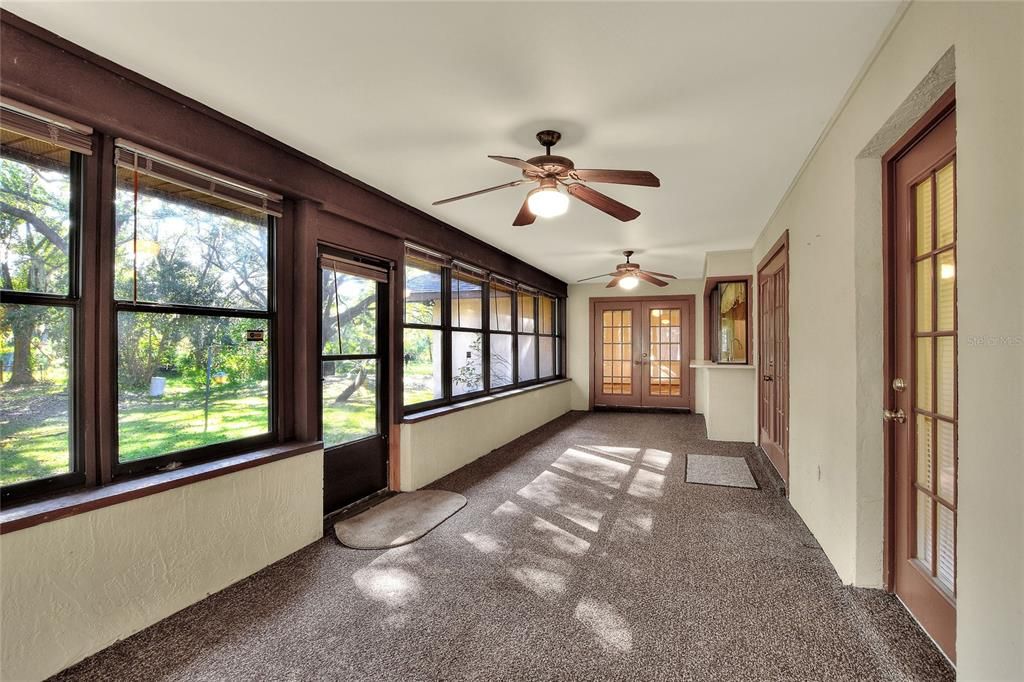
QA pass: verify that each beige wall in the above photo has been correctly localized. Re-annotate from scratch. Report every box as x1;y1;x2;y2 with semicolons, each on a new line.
567;280;705;412
0;450;324;681
399;380;571;490
750;2;1023;677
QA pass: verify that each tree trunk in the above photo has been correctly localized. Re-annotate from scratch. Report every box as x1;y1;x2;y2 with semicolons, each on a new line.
333;366;367;404
7;318;36;385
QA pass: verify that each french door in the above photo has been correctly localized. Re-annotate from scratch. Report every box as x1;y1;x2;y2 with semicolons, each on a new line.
758;236;789;485
319;250;390;516
591;296;693;409
887;95;957;661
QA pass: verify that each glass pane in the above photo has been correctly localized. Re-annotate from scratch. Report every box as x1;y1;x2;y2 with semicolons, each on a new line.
916;338;932;413
1;134;73;295
405;256;442;325
321;269;376;355
915;259;932;333
936;336;955;417
489;283;513;331
518;334;536;382
489;333;513;389
518;293;536;333
937;420;955;503
915;491;933;568
936;504;955;593
936;250;955;331
117;312;270;462
0;304;72;485
403;327;442;405
322;359;377;447
538;296;554;335
916;415;932;490
915;177;932;256
713;283;748;363
114;167;269;309
451;273;483;329
936;161;955;248
539;336;554;378
452;331;483;396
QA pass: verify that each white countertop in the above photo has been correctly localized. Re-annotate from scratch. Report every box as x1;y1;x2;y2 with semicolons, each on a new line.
690;361;756;370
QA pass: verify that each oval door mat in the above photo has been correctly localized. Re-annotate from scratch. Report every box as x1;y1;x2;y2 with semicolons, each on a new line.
334;490;467;550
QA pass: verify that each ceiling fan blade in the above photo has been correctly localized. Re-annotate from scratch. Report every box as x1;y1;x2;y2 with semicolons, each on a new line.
576;272;619;283
489;155;546;175
565;183;641;222
573;169;660;187
637;271;669;287
641;270;678;279
512;196;536;227
433;179;526;206
605;275;624;289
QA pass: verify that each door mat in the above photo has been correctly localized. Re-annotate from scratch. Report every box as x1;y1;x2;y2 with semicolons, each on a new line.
333;490;467;549
685;454;758;489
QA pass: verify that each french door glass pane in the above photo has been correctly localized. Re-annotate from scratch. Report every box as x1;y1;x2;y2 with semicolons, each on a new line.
116;312;270;462
915;490;933;566
489;333;513;388
936;161;955;248
518;334;536;382
936;250;955;331
915;259;932;333
937;420;955;503
915;338;932;413
322;359;377;447
321;269;377;356
936;336;955;417
0;135;73;296
452;331;483;396
403;327;442;405
0;304;72;485
914;178;932;256
601;309;632;395
936;504;955;593
649;308;682;396
915;415;932;489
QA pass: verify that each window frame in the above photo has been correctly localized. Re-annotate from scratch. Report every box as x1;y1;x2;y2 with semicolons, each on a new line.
703;275;752;365
0;146;86;503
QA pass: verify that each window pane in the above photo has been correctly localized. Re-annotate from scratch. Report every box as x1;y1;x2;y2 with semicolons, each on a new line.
450;273;483;329
490;282;513;331
323;359;377;447
452;331;483;396
321;268;377;355
539;336;554;378
403;327;442;405
0;134;73;295
405;256;442;325
116;312;269;462
490;333;513;389
114;167;269;309
518;333;536;381
714;282;747;363
518;293;536;333
0;304;71;485
538;296;554;335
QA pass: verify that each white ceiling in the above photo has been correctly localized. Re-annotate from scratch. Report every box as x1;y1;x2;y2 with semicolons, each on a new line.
8;1;901;282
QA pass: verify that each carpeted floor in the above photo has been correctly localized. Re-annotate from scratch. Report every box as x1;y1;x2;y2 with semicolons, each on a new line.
52;412;954;681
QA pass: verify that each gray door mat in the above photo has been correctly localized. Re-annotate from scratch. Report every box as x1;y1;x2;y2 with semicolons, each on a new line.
685;454;758;489
333;490;467;549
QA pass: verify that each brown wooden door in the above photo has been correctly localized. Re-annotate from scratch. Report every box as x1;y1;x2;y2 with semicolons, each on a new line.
592;296;693;409
888;101;957;661
758;238;789;485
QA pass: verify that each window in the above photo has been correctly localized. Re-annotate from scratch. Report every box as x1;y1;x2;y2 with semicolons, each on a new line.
1;107;86;496
402;244;564;413
706;279;749;364
112;142;279;472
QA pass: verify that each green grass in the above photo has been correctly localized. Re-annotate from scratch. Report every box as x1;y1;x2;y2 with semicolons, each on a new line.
0;379;71;485
403;361;439;405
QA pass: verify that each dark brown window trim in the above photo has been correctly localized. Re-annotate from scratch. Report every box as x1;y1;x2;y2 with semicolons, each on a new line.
0;441;321;535
402;378;570;424
703;275;753;364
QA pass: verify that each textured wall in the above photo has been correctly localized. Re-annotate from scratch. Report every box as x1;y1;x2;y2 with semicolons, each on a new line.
399;381;571;490
0;450;324;681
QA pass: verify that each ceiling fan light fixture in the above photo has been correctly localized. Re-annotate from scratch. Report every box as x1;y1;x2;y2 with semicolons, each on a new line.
619;274;640;290
526;185;569;219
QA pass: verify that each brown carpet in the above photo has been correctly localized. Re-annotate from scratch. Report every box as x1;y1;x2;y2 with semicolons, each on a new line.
52;412;953;681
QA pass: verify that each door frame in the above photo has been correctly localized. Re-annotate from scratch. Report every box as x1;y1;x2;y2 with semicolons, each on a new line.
881;85;956;592
756;229;790;488
587;294;696;411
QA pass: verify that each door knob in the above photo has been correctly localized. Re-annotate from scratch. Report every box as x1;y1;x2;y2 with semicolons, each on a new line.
763;375;773;382
883;408;906;423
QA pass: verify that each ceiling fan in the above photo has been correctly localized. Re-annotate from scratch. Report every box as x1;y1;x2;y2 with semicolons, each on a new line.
432;130;660;226
577;251;678;289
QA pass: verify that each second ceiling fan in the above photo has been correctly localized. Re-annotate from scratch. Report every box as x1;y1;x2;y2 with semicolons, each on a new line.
433;130;660;226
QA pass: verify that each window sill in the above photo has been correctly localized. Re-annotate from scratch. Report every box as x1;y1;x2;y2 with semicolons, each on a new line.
0;441;322;535
402;378;570;424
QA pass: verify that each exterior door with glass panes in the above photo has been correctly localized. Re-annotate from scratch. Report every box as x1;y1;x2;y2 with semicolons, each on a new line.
889;100;957;661
319;251;389;515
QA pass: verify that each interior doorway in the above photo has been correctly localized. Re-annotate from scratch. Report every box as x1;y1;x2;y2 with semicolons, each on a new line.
589;295;695;410
318;249;390;516
757;232;789;486
883;88;957;662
